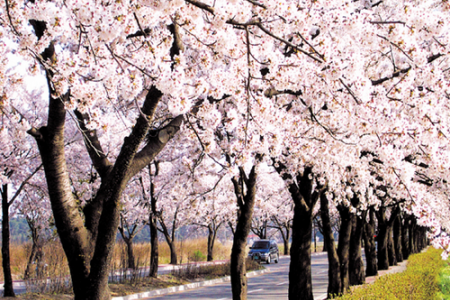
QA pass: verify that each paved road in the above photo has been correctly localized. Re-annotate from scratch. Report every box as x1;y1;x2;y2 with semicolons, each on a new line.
141;252;329;300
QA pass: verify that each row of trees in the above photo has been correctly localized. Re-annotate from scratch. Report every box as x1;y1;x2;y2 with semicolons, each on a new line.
1;0;450;299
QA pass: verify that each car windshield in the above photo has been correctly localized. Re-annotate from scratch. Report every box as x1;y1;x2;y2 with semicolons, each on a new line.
252;241;270;249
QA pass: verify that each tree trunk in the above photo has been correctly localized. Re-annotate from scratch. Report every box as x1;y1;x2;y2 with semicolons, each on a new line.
281;166;324;300
149;162;159;277
363;209;377;277
401;216;410;260
1;184;16;297
207;224;217;262
409;217;417;254
24;240;38;280
376;205;399;271
125;238;136;270
323;240;328;252
149;214;159;277
349;214;365;286
289;202;314;300
387;225;397;266
393;214;403;263
337;205;352;293
167;238;178;265
320;191;342;297
283;228;290;255
230;166;257;300
376;221;389;270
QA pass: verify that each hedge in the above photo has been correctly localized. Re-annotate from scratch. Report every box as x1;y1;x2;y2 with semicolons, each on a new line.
336;247;445;300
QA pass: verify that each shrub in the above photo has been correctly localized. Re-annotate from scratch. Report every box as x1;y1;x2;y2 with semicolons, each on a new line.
336;247;444;300
190;250;206;262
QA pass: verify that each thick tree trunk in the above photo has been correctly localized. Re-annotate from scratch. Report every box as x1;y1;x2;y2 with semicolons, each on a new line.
393;214;403;263
320;191;342;297
376;221;389;270
289;203;314;300
387;225;397;266
283;167;324;300
376;206;399;271
1;184;16;297
230;166;257;300
349;214;365;286
363;209;377;277
337;206;352;293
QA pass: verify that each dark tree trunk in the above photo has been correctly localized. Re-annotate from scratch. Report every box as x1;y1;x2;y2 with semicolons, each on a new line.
125;238;136;270
401;217;410;260
118;221;139;270
1;184;16;297
148;162;159;277
393;214;403;263
323;240;328;252
349;214;365;286
158;208;179;265
289;201;314;300
161;230;177;265
416;227;426;252
320;191;342;297
283;228;290;255
149;215;159;277
169;240;177;265
337;205;352;293
376;206;399;271
387;225;397;266
207;223;220;262
230;166;258;300
277;166;325;300
376;215;389;270
409;217;417;254
363;209;377;277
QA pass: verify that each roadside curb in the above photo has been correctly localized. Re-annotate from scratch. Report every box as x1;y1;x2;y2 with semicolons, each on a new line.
111;269;270;300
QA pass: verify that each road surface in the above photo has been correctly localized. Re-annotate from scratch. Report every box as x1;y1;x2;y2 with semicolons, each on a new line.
140;252;329;300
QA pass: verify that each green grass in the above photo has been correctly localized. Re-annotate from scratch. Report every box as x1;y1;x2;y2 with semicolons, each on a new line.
336;247;445;300
437;256;450;300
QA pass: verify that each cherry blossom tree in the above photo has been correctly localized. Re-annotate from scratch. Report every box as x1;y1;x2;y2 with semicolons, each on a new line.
14;183;53;280
118;181;148;270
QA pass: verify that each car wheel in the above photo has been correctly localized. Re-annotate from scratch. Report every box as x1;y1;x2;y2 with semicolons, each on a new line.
267;256;271;264
275;254;279;264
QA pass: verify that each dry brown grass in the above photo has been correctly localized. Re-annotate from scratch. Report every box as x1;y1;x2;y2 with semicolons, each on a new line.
0;242;31;281
110;238;233;267
2;237;233;284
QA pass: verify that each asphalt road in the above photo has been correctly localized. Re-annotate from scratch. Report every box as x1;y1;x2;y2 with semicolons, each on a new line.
142;252;329;300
